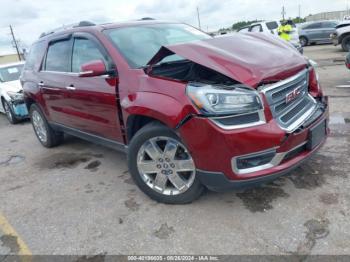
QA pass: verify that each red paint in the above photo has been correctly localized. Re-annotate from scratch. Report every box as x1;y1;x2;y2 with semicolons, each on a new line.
308;67;323;97
80;60;107;77
148;33;308;88
22;21;328;184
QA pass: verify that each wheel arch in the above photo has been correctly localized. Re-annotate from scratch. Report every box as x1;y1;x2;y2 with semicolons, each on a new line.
123;92;195;143
339;32;350;44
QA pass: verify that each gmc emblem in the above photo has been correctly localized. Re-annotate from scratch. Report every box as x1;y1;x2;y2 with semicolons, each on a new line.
285;87;301;103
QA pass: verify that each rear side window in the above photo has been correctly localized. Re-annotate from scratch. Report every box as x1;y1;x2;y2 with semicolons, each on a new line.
24;41;46;71
251;24;262;32
266;21;279;30
45;40;71;72
304;23;322;29
71;38;107;73
322;22;338;28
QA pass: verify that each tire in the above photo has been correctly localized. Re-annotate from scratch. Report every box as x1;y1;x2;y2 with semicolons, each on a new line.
341;36;350;52
29;104;63;148
2;99;19;124
299;36;308;47
128;122;204;204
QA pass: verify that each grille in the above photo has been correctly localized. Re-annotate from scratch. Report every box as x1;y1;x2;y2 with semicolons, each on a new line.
260;69;317;132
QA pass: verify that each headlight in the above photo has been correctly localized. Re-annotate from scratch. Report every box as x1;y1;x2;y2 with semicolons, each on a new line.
7;91;24;101
186;83;263;116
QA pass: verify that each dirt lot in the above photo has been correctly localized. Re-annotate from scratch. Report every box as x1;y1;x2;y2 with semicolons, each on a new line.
0;44;350;257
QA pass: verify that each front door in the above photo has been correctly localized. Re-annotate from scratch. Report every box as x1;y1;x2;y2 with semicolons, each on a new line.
62;34;123;142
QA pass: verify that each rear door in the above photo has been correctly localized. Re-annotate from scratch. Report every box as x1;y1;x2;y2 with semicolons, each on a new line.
40;36;73;125
303;22;323;42
62;33;123;142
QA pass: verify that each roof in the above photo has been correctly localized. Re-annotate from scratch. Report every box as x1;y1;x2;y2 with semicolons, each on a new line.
38;20;179;41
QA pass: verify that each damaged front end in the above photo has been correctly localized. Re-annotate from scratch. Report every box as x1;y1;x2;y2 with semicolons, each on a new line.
6;90;29;119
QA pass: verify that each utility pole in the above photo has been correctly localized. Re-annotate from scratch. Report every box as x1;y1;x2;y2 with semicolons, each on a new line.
9;25;21;61
196;7;201;30
298;4;301;18
281;6;286;21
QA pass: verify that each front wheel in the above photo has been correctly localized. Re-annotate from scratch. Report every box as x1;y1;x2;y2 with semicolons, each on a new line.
300;36;308;47
2;99;19;124
128;122;204;204
341;36;350;52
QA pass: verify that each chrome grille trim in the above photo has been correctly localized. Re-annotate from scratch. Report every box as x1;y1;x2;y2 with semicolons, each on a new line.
259;69;317;133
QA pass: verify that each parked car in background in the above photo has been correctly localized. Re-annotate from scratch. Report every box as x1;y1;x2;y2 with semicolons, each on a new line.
238;21;303;54
22;20;328;204
0;61;28;124
299;20;339;46
331;21;350;51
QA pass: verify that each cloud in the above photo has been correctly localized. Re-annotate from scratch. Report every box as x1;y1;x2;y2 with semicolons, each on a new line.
0;0;348;54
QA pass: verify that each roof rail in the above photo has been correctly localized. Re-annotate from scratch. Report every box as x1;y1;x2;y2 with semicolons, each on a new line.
39;21;96;38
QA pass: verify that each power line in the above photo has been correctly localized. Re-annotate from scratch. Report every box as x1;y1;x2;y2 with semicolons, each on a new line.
281;6;286;20
9;25;22;61
196;7;201;30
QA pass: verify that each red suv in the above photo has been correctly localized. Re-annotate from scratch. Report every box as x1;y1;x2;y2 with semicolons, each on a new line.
21;20;328;204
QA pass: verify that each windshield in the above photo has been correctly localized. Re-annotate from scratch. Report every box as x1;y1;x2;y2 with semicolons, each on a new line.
0;64;24;82
105;23;211;68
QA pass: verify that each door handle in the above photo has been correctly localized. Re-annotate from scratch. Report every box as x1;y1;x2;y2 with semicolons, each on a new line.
38;82;44;87
66;85;76;91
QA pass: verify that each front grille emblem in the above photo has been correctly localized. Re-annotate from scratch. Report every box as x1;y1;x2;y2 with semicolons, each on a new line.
285;87;301;103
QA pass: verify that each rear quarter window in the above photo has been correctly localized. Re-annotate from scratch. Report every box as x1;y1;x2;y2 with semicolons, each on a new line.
24;41;46;71
266;21;279;30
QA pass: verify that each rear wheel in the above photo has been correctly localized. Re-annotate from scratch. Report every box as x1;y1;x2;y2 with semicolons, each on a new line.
128;122;204;204
30;104;63;148
2;99;19;124
299;36;308;47
341;36;350;52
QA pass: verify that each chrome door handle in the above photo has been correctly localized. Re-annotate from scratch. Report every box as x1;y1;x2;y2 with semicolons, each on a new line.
66;85;76;91
38;82;44;87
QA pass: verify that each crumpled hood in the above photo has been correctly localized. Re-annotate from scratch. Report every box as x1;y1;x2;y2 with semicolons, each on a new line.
148;33;307;87
0;80;22;93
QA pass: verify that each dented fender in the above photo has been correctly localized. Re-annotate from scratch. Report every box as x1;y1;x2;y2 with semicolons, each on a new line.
121;91;196;129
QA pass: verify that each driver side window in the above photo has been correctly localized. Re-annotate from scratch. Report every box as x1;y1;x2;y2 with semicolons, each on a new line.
72;38;107;73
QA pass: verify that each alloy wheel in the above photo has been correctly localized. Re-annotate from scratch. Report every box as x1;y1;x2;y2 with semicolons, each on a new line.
137;136;196;195
32;110;48;143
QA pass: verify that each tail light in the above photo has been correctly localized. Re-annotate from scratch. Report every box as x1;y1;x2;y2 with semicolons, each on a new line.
308;67;323;97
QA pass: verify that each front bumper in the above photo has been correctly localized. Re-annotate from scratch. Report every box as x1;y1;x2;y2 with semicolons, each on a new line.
179;97;328;191
331;34;339;46
9;100;29;119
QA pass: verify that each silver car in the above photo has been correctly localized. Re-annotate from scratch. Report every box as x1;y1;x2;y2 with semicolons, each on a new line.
299;20;339;46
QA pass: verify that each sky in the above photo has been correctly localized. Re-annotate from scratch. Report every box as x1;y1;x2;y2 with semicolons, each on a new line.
0;0;348;55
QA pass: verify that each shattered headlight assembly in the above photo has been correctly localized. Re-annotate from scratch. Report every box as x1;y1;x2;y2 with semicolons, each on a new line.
7;91;24;102
186;83;266;129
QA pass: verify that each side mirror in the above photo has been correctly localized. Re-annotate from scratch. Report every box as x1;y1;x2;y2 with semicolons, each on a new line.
79;60;107;77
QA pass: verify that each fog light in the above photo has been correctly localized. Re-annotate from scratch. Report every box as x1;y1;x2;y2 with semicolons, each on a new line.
236;150;276;170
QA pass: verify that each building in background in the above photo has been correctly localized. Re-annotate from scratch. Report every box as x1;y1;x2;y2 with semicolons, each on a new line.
306;10;350;22
0;53;24;65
